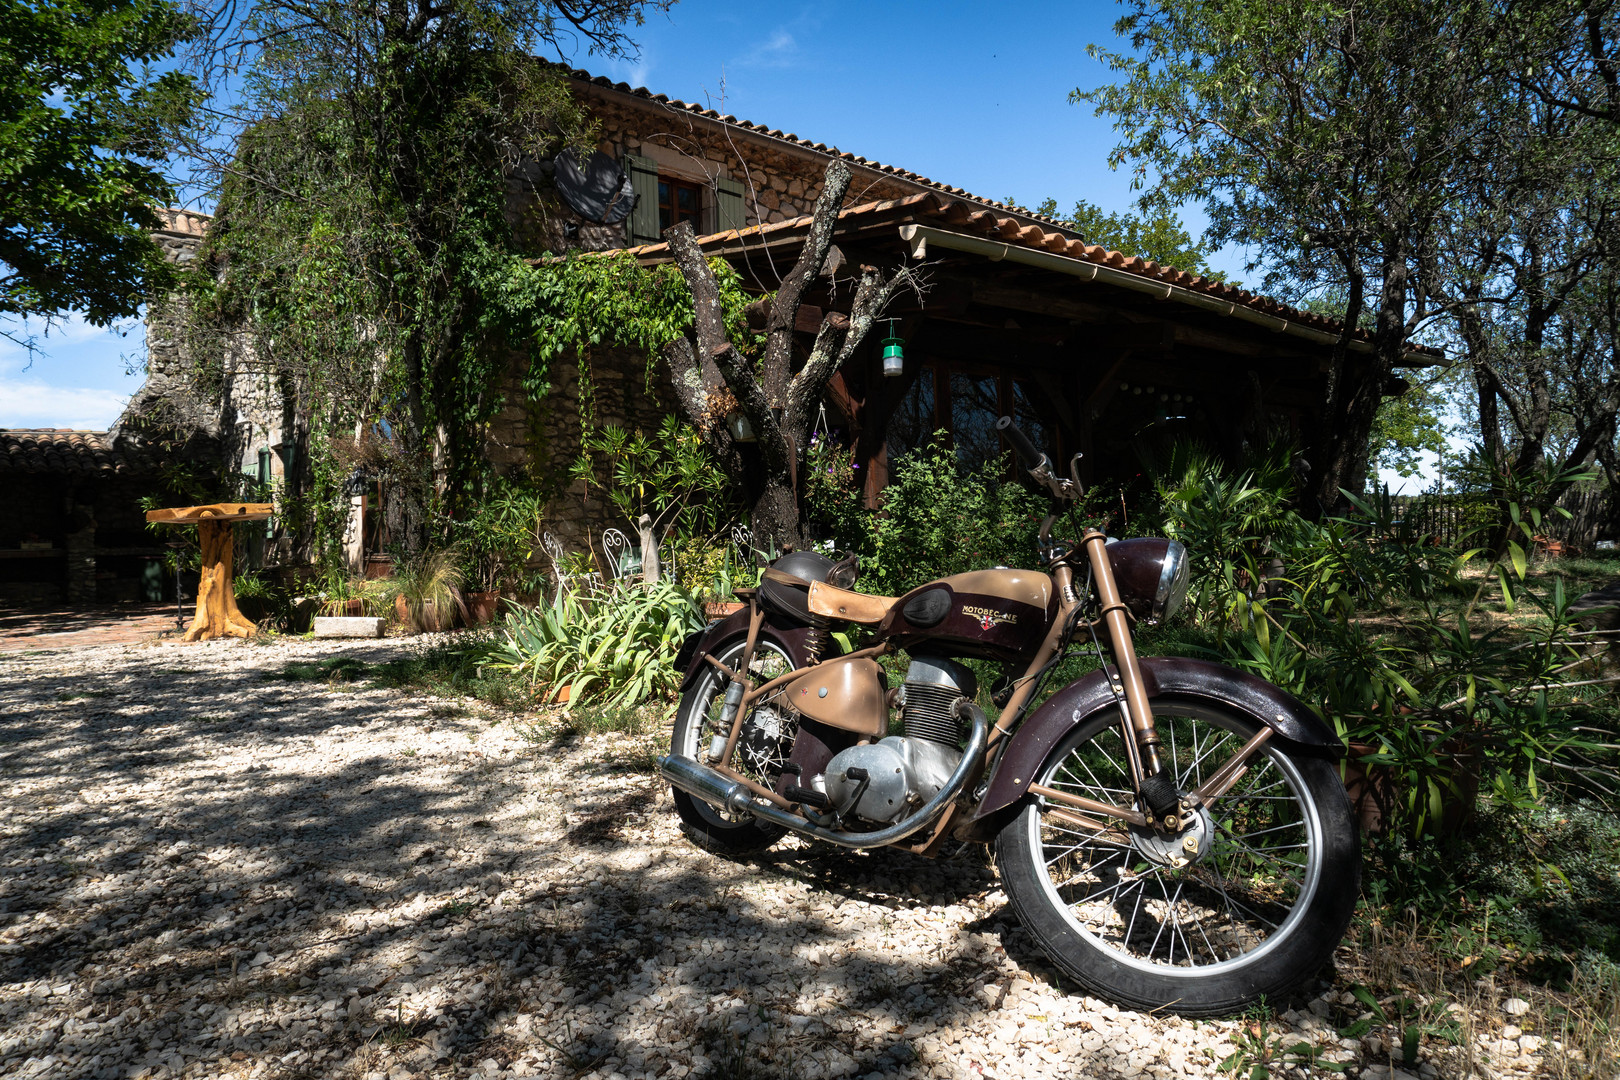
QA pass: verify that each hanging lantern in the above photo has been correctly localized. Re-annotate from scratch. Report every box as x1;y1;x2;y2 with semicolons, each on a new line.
880;319;905;377
726;411;756;443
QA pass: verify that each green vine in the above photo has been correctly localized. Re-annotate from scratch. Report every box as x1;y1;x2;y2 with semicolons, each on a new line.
494;251;765;422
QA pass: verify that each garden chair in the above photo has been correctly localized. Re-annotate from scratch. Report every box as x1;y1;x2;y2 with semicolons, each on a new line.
732;525;760;568
542;531;603;597
1534;535;1567;559
601;528;642;582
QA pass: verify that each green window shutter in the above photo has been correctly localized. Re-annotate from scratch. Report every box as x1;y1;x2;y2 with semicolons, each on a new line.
716;176;746;232
623;153;660;245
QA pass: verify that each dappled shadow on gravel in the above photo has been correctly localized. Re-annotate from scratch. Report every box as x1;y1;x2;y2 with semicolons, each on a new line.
0;638;1269;1079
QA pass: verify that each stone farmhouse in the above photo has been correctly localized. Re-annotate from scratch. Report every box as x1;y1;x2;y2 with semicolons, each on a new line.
1;67;1435;602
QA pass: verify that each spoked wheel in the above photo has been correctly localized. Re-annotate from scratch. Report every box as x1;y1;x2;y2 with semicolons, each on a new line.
996;696;1359;1016
669;636;796;854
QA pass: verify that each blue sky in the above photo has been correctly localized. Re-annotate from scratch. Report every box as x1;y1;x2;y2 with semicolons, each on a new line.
1;0;1441;488
6;1;1200;433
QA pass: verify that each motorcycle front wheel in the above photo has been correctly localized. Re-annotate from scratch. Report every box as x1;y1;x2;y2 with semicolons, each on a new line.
995;696;1359;1016
668;635;796;854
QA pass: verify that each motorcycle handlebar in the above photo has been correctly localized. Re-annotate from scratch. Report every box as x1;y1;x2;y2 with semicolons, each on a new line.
995;415;1046;471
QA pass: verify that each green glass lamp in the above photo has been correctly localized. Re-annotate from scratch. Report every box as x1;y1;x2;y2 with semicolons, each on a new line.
880;320;905;377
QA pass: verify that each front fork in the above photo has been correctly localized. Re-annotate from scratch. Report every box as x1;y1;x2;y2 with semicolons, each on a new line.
1077;531;1166;779
1055;531;1185;830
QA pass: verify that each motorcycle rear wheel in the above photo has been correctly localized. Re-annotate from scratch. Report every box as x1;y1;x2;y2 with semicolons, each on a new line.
668;636;795;854
995;696;1359;1016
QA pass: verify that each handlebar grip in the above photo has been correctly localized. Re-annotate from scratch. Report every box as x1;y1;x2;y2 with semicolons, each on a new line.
996;415;1044;469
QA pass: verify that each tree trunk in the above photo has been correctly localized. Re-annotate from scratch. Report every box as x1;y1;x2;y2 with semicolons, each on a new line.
662;159;920;555
184;520;259;641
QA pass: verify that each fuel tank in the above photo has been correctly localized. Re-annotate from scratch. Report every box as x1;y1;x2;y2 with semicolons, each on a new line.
878;568;1055;662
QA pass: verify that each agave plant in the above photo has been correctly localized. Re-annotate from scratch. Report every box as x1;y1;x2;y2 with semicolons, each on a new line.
481;579;704;710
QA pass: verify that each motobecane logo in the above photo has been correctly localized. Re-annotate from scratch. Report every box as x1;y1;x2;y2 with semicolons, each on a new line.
961;604;1017;632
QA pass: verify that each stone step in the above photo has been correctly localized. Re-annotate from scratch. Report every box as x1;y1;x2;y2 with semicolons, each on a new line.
312;616;385;639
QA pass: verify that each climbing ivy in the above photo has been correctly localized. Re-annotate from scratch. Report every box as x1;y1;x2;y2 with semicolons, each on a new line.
489;250;764;421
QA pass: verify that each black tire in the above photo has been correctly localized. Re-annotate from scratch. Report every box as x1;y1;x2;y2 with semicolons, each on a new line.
668;636;795;854
995;696;1359;1016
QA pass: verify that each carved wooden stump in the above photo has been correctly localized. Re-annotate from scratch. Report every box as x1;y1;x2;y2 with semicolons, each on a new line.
145;503;275;642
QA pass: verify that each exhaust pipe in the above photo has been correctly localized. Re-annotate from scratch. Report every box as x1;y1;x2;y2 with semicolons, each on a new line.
660;700;989;850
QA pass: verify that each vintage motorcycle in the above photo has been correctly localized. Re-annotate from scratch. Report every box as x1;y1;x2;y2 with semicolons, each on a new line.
659;417;1359;1016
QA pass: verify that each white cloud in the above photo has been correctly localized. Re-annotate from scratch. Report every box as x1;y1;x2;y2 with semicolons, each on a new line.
0;313;140;375
741;29;801;69
0;379;131;431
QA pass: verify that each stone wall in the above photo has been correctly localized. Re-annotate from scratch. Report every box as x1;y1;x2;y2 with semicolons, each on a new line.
484;345;681;563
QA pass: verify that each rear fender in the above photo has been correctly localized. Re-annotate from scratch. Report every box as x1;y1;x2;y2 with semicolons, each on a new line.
675;609;827;692
972;657;1341;827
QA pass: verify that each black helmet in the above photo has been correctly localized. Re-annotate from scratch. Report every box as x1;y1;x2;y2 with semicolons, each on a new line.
758;550;837;624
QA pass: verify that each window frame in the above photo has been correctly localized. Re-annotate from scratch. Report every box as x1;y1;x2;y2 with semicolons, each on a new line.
657;174;705;234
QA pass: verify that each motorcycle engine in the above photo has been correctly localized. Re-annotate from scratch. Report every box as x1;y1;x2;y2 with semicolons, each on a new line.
823;657;976;824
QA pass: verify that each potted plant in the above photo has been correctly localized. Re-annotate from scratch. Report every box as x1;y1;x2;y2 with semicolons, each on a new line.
233;571;275;626
701;551;747;620
453;483;543;623
395;549;467;632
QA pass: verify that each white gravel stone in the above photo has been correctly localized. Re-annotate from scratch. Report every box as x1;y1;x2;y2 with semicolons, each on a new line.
0;635;1547;1080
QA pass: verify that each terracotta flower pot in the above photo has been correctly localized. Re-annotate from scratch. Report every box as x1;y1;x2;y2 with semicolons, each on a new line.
1340;739;1480;836
466;590;501;625
418;599;448;632
704;601;745;620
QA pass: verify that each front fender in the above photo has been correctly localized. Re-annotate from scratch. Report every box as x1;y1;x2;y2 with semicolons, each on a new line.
675;608;828;692
972;657;1342;826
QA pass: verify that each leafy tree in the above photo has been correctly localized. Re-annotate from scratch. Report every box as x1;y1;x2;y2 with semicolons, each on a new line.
1078;0;1511;514
1368;376;1449;481
1081;1;1620;525
0;0;198;340
1032;196;1220;279
187;0;665;552
1436;4;1620;518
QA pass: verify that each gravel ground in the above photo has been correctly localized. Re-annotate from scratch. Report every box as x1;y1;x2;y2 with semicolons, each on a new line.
0;635;1562;1079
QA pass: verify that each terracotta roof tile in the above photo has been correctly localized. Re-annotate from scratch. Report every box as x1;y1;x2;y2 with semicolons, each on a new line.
0;430;160;476
553;190;1434;351
556;65;1083;234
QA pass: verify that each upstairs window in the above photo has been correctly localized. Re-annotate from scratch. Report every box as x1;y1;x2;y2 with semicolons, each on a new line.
658;177;704;232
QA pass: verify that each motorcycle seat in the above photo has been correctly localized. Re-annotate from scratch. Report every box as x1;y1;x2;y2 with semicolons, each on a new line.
806;581;897;626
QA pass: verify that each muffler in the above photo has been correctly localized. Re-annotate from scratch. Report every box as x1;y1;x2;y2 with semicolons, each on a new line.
659;700;989;850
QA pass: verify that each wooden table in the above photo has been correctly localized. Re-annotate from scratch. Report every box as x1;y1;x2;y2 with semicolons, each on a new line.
145;503;274;641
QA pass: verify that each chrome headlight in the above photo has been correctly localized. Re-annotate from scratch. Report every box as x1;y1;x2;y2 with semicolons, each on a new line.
1156;540;1191;623
1106;537;1191;624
